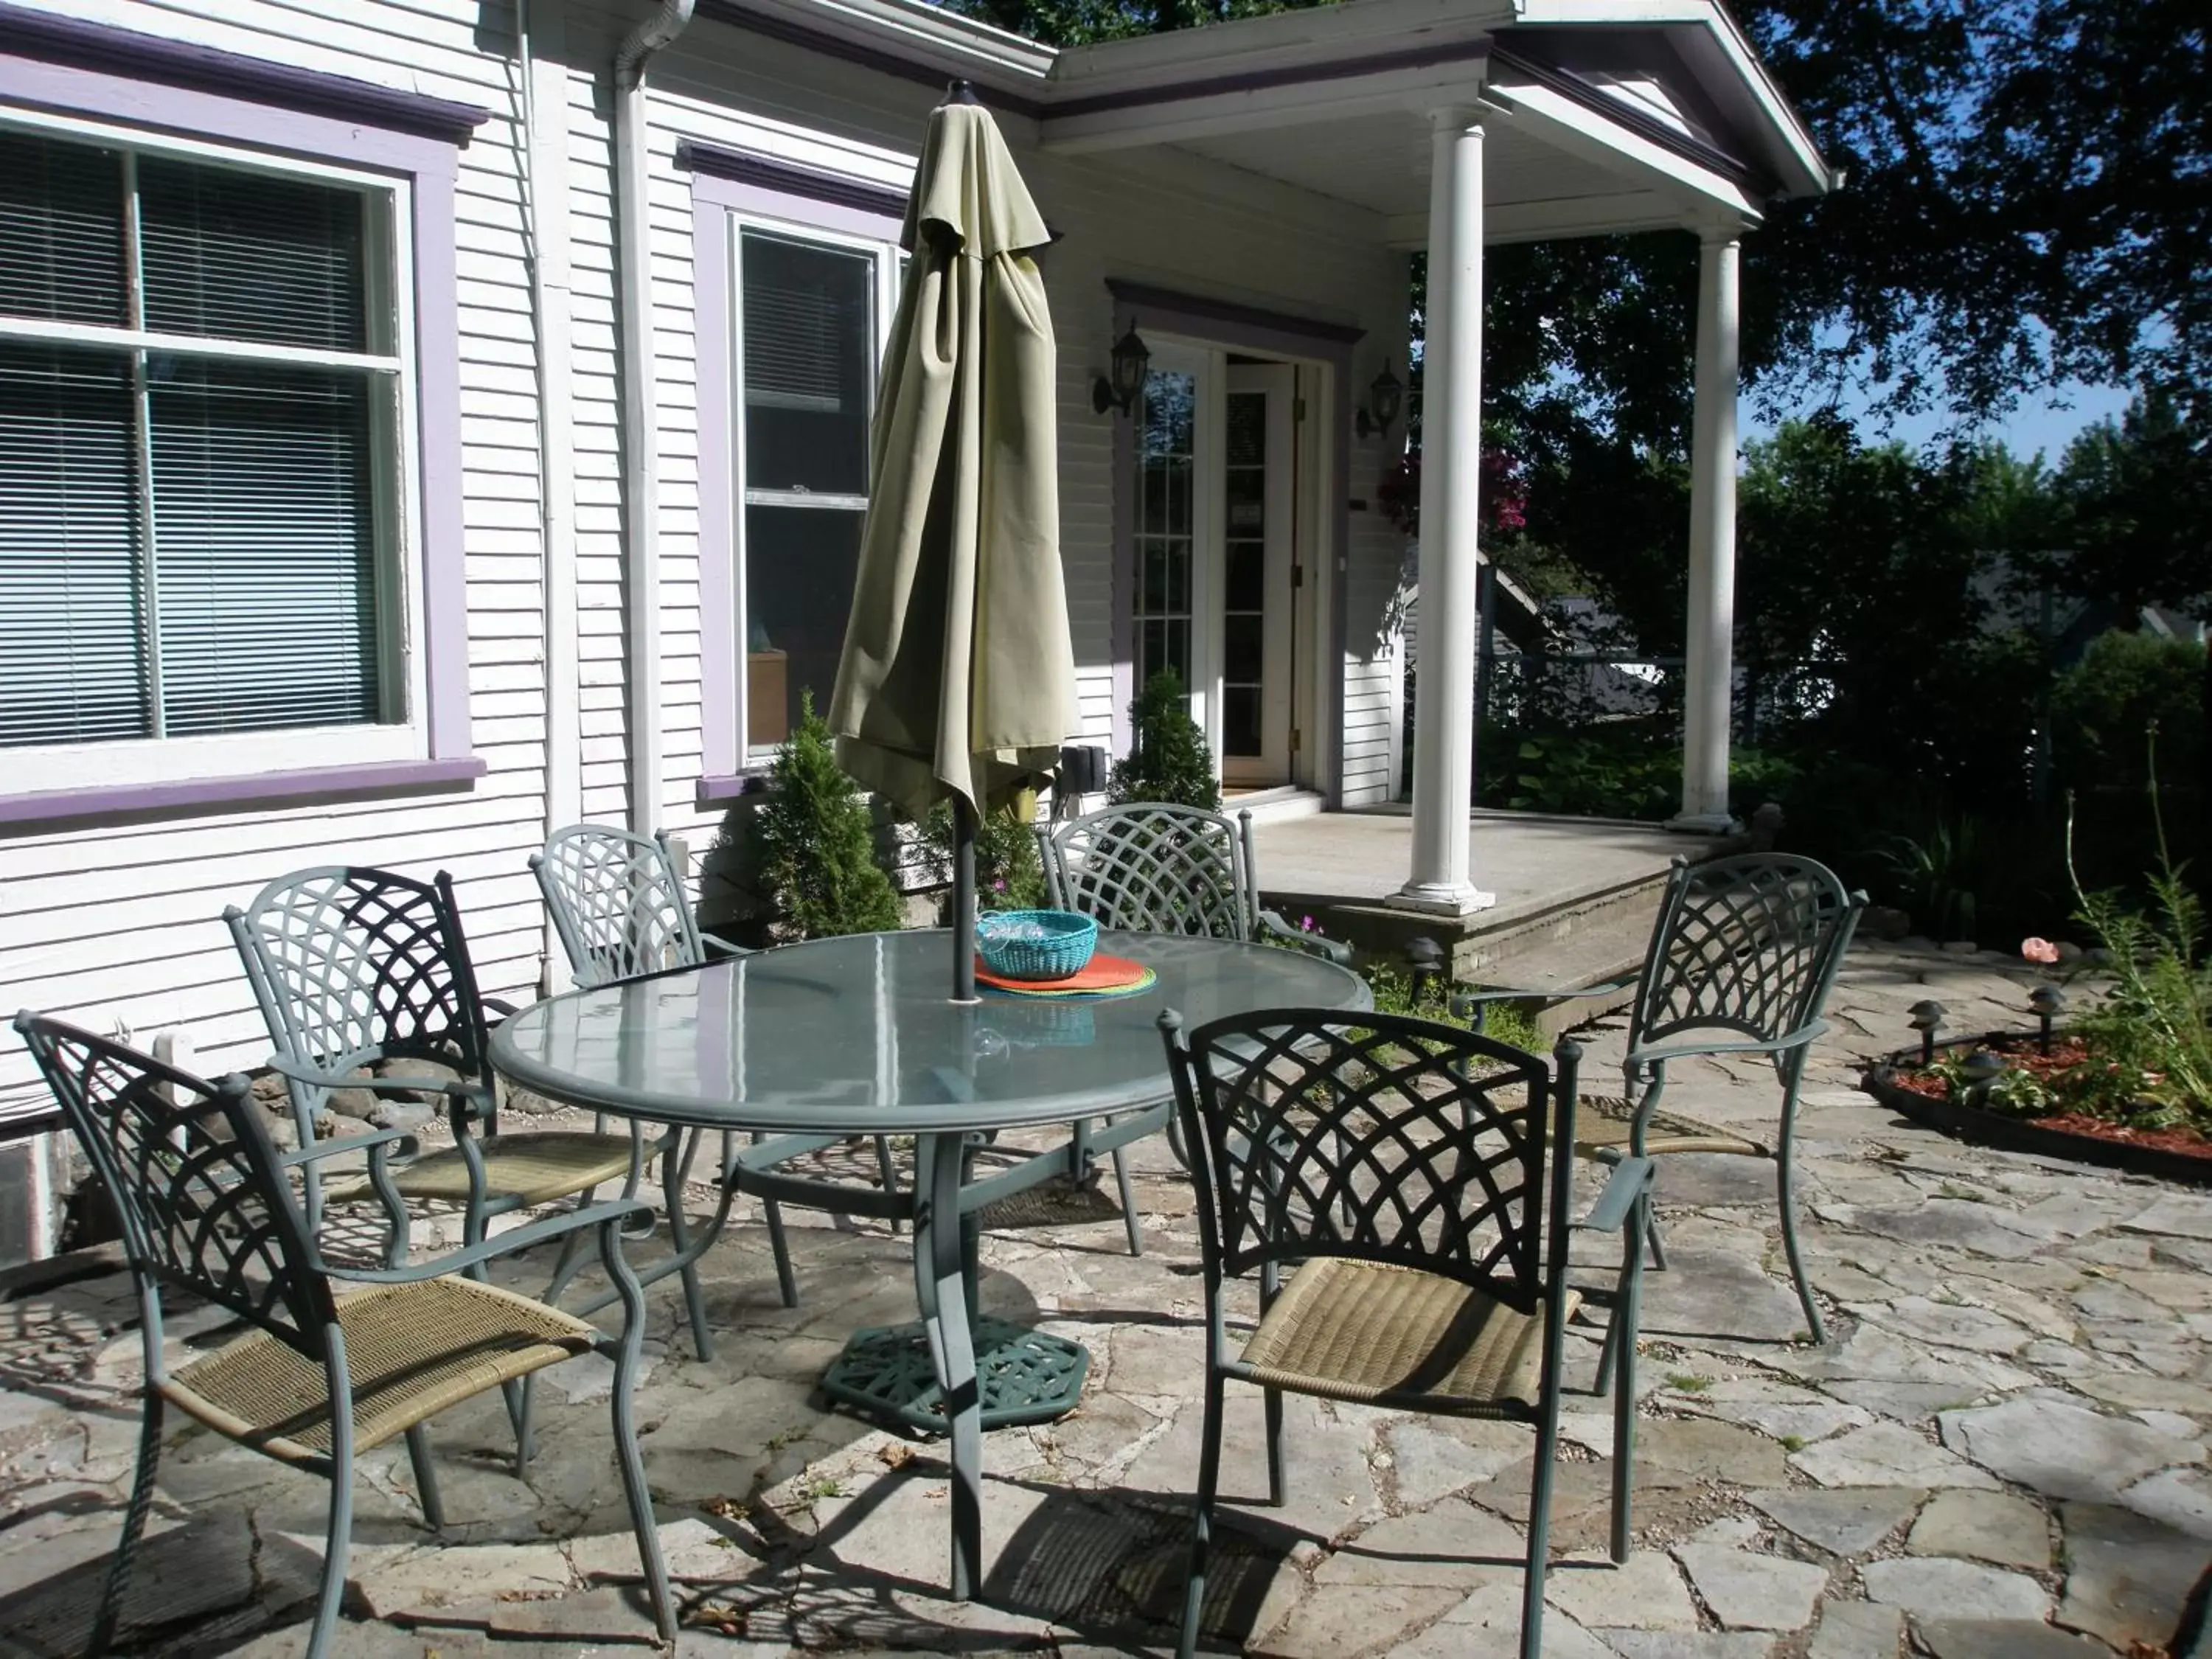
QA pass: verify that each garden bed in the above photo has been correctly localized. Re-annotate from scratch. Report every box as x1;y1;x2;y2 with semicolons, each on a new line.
1863;1032;2212;1186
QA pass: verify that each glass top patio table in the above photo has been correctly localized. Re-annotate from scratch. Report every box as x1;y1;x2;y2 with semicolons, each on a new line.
490;925;1369;1604
492;927;1371;1135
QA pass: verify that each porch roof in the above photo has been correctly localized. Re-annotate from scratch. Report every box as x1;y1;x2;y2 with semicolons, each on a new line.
706;0;1835;243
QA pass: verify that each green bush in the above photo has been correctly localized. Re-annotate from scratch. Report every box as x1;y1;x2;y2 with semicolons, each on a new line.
1109;669;1221;810
754;692;904;941
923;796;1048;913
2051;630;2206;797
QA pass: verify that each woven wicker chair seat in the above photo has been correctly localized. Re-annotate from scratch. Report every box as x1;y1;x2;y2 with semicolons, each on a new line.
164;1277;598;1463
324;1130;636;1208
1238;1257;1579;1414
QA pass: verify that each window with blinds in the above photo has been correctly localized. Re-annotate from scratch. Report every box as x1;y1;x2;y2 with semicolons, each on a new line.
0;125;398;752
738;229;877;748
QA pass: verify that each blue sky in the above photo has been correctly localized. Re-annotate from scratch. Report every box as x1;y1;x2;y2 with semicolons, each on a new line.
1745;378;2138;466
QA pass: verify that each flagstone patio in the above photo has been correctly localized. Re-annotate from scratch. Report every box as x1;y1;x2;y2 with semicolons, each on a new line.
3;941;2208;1657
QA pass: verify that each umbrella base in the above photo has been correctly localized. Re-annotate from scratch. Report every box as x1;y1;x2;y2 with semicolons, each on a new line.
821;1315;1089;1432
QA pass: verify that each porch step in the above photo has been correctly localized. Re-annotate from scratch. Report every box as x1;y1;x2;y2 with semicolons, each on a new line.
1262;838;1736;1040
1224;787;1326;827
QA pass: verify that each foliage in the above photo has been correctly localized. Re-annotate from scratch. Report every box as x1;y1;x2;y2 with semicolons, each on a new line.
2062;745;2212;1122
1363;963;1545;1055
2037;395;2212;620
754;692;905;941
1486;726;1678;821
1927;1051;2057;1119
922;796;1048;913
2051;630;2208;799
1875;818;1986;941
1108;669;1221;810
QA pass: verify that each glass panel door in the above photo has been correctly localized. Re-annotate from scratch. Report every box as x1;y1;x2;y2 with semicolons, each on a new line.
1221;364;1295;786
1131;340;1219;748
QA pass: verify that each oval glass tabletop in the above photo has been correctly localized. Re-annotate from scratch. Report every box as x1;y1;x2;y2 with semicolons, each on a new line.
492;928;1371;1135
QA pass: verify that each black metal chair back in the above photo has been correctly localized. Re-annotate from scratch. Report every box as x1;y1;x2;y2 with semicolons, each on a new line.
15;1013;331;1355
1040;802;1255;941
225;866;495;1139
532;824;706;990
1166;1007;1578;1312
1632;854;1862;1067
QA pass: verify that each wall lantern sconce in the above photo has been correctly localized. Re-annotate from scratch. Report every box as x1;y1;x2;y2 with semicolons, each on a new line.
1355;361;1404;439
1093;323;1151;416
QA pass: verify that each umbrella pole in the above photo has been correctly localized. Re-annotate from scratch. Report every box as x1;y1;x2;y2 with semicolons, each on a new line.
952;795;978;1002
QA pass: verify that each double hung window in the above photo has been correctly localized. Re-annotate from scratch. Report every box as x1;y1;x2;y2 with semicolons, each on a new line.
733;223;891;754
0;118;414;781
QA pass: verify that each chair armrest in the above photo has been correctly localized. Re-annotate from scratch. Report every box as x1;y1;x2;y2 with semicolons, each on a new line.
324;1197;653;1286
265;1054;490;1102
276;1128;416;1169
481;995;520;1020
700;931;754;959
1256;909;1354;966
1573;1155;1655;1234
1453;978;1635;1014
1627;1019;1828;1071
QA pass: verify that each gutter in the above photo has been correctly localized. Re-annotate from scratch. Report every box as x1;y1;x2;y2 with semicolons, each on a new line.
616;0;697;835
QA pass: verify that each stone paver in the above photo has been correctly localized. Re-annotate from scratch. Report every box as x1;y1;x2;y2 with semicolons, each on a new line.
1672;1543;1829;1630
1748;1486;1924;1555
2;942;2207;1657
1905;1488;2051;1568
1938;1395;2205;1501
1860;1555;2051;1621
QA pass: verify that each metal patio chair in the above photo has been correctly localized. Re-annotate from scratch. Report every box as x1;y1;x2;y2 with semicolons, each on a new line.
1040;801;1356;1202
12;1012;673;1658
222;867;691;1361
1457;852;1868;1343
1158;1006;1652;1659
531;821;899;1311
1040;802;1353;967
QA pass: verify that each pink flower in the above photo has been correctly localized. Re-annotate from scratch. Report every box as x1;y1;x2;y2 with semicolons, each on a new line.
2020;937;2059;964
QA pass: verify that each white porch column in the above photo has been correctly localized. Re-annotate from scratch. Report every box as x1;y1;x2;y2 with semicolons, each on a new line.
1394;108;1494;914
1674;230;1741;832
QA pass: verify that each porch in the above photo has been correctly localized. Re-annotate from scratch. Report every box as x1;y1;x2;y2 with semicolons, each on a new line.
1246;804;1745;995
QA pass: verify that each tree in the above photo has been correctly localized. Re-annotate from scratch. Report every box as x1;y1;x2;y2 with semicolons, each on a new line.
754;692;905;940
2042;394;2212;625
1108;670;1221;809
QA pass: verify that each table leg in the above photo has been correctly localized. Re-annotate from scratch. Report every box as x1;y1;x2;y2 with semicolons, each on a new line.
914;1130;983;1599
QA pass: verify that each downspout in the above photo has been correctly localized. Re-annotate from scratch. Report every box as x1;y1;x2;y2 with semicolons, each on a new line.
615;0;695;834
519;0;580;992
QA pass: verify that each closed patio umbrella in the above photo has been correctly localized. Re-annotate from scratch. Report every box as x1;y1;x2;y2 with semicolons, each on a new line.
831;81;1076;1000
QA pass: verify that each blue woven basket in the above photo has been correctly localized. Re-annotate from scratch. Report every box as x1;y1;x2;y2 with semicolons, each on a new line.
975;909;1099;981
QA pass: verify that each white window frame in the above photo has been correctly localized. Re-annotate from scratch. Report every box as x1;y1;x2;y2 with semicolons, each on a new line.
0;105;428;793
728;207;900;768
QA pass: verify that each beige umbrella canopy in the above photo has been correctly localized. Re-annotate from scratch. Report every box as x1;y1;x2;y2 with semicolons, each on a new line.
830;86;1076;827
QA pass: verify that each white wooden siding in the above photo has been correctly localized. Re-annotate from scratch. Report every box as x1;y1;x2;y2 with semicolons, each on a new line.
0;0;557;1138
0;0;1414;1159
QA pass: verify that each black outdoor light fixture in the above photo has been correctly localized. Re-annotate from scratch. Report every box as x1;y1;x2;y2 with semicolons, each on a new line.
1959;1048;2007;1101
2028;984;2067;1054
1907;999;1947;1065
1355;360;1405;439
1093;323;1151;416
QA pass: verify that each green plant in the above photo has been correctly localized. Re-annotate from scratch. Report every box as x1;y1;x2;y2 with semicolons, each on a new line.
2062;733;2212;1123
754;691;905;942
1363;964;1545;1053
923;797;1047;913
1108;670;1221;810
1665;1373;1714;1393
1876;816;1986;939
1928;1054;2059;1119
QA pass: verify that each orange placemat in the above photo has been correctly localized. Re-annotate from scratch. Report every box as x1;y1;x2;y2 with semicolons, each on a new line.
975;951;1158;998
